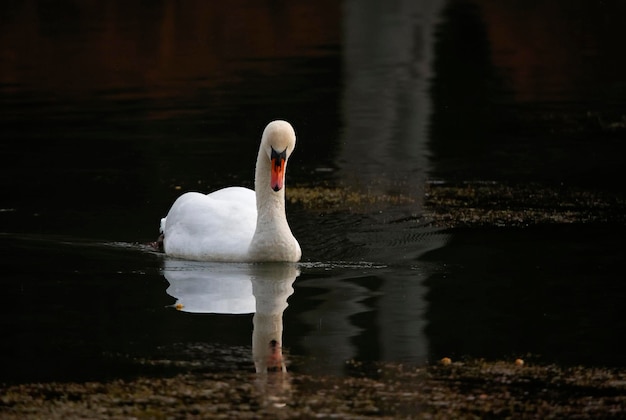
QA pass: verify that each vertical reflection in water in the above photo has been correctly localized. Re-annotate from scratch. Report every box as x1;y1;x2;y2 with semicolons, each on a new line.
295;274;372;374
335;0;446;369
344;226;450;365
162;261;298;373
339;0;444;208
428;0;510;178
295;228;450;374
251;268;297;374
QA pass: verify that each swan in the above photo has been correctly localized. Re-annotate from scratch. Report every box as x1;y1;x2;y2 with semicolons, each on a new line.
160;120;301;262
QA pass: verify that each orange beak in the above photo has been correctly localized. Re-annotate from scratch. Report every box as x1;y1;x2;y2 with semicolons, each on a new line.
271;148;287;192
267;339;284;372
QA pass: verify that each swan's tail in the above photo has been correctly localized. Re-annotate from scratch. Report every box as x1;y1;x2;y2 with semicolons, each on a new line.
160;217;167;233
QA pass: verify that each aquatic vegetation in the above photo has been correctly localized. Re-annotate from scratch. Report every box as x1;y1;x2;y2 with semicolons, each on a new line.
287;182;626;227
2;360;624;418
287;186;416;211
423;182;626;227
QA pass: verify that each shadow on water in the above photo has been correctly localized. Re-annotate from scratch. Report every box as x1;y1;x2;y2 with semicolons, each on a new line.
429;0;512;173
429;0;626;188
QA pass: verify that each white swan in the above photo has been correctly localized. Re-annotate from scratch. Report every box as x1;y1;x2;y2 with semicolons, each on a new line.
160;120;301;262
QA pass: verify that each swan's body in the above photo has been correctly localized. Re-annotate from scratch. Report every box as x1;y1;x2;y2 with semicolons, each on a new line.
160;120;301;262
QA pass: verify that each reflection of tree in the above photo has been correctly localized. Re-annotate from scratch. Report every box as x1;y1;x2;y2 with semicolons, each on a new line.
429;0;508;173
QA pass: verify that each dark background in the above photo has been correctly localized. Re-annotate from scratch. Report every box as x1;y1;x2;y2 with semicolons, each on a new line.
1;0;625;382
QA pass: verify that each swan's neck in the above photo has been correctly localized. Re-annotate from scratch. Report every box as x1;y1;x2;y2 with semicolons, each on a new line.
254;150;288;227
252;312;285;373
248;149;297;261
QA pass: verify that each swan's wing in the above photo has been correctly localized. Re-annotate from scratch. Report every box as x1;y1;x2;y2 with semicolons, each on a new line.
163;188;257;261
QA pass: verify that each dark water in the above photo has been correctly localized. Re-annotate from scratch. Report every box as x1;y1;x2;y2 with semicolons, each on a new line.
1;1;625;383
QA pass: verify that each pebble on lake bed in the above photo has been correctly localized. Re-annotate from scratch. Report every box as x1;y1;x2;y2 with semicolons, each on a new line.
440;357;452;366
515;358;524;366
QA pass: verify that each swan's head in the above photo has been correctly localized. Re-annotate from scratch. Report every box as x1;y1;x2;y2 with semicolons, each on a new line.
261;120;296;192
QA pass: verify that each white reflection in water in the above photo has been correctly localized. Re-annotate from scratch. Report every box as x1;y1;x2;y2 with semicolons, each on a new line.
340;0;444;204
164;261;256;314
162;260;298;373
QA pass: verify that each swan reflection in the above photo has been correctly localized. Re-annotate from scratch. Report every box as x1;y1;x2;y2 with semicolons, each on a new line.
162;260;298;373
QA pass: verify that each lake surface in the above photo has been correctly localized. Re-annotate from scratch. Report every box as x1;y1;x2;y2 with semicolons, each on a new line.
1;0;625;383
